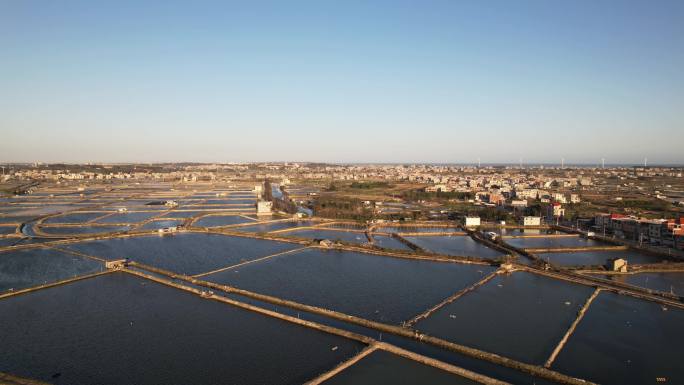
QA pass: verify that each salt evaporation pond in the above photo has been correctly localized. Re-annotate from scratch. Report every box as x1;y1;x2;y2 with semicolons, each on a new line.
404;236;505;259
0;248;103;293
95;212;159;223
553;291;684;385
539;249;663;266
234;220;314;233
322;350;479;385
66;233;301;276
375;226;461;234
40;225;130;235
0;273;363;385
505;236;603;249
414;271;594;364
205;248;495;324
284;229;369;244
371;235;413;251
139;219;184;230
194;215;255;227
159;211;205;219
485;228;559;236
599;272;684;295
43;212;106;224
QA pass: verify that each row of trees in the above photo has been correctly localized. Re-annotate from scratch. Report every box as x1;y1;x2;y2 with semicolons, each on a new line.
402;189;473;201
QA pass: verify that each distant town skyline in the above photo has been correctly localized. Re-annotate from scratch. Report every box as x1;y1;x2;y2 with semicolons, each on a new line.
2;0;683;164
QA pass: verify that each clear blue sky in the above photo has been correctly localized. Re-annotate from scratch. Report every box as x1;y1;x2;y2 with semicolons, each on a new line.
1;0;682;164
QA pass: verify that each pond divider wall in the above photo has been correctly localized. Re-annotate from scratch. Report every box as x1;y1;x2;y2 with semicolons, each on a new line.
544;288;602;368
405;269;502;327
0;270;113;300
519;266;684;310
191;246;311;278
527;246;628;254
128;261;595;385
391;233;425;252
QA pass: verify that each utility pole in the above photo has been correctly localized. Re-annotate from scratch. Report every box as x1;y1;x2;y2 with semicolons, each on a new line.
644;157;648;168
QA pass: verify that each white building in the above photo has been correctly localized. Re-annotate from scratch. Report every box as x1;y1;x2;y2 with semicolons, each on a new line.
511;200;528;208
257;200;272;215
464;217;481;227
523;216;542;226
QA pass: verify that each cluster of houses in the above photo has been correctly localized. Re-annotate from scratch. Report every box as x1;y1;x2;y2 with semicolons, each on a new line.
594;214;684;250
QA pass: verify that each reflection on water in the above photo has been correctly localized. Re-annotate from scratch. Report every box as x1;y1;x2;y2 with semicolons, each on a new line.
0;273;363;385
206;248;494;324
553;291;684;385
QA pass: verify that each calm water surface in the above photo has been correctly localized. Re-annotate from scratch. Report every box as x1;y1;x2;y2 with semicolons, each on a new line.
66;233;300;275
553;291;684;384
235;221;314;233
0;248;103;292
96;212;159;224
284;229;369;244
540;249;663;266
371;235;413;251
194;215;255;227
505;236;602;249
43;212;106;224
322;350;478;385
40;225;130;235
0;273;363;385
415;271;594;364
205;248;494;324
600;272;684;295
404;236;504;259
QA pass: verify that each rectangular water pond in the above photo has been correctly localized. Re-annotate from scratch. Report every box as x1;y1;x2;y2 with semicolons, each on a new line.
159;211;206;219
403;236;504;259
204;248;495;324
552;291;684;385
596;272;684;295
414;271;595;364
484;228;559;236
375;226;461;234
66;233;301;276
95;212;159;224
139;219;184;231
0;273;363;385
539;249;664;267
0;248;103;293
43;212;108;224
234;220;315;233
39;225;130;236
194;215;256;227
371;235;413;251
283;229;369;244
505;236;603;249
322;350;479;385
